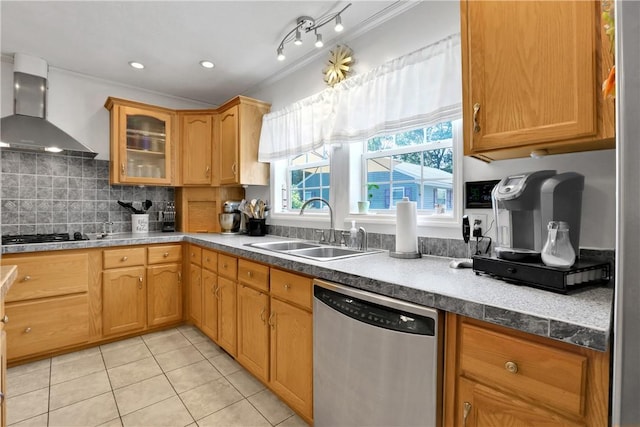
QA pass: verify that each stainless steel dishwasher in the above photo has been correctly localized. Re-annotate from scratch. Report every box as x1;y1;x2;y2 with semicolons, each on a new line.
313;279;442;427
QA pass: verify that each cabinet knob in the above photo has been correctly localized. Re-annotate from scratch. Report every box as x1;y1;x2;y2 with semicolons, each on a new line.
138;276;143;289
121;163;125;174
122;256;128;261
205;165;211;177
284;283;291;290
206;257;210;263
260;307;266;322
463;402;472;427
505;361;519;374
24;327;32;334
1;315;8;324
22;275;31;282
268;312;276;329
231;163;237;175
192;253;195;257
163;252;169;257
247;271;253;278
178;272;182;283
223;263;228;269
473;103;481;133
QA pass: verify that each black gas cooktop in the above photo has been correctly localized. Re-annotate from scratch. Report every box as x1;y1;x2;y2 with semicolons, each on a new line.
1;232;89;245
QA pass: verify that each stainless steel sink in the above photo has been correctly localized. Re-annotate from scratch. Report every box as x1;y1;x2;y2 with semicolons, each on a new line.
245;241;383;261
247;241;321;251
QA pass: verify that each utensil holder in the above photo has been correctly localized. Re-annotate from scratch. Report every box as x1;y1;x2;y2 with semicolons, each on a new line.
248;218;266;236
132;214;149;234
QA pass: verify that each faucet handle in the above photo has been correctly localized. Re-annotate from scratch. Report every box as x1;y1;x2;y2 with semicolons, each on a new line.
339;230;349;247
314;229;326;243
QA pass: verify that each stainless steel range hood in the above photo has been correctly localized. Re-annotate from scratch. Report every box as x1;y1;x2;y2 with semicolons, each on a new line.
0;53;97;158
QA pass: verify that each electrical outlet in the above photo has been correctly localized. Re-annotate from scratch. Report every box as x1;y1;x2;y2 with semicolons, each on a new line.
468;214;487;237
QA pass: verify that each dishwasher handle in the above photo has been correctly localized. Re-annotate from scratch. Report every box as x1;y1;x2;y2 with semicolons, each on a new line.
314;286;436;336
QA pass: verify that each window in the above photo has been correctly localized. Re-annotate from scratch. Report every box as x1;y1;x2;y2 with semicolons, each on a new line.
287;147;330;210
363;121;454;215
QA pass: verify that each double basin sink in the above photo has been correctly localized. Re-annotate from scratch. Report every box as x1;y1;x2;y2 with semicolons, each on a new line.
246;240;383;261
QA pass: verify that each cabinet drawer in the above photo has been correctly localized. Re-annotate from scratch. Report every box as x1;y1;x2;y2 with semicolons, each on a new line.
238;259;269;292
202;249;217;272
148;245;182;264
460;323;587;417
3;253;89;302
103;247;146;269
189;246;202;266
270;269;312;310
6;294;89;360
218;254;237;280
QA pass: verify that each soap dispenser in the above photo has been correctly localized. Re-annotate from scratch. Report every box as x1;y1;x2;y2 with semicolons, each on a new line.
349;221;358;248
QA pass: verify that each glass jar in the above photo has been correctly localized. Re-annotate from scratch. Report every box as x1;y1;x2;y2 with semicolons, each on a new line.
541;221;575;268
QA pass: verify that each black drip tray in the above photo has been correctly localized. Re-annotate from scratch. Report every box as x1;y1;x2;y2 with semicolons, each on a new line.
472;255;611;294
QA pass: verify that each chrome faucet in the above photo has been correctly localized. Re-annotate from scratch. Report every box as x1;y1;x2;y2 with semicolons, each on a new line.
299;197;337;244
358;226;368;251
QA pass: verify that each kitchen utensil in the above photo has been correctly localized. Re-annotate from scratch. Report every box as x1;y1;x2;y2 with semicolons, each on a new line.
118;200;144;214
258;200;265;218
143;200;153;212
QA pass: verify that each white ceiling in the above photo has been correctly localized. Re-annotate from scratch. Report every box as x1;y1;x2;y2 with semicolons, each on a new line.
1;1;405;106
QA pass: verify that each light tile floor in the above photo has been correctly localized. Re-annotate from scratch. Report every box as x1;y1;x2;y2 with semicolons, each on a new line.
6;325;309;427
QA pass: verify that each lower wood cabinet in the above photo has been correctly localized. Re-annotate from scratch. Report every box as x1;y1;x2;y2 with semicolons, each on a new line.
2;251;93;363
269;296;313;421
6;294;89;360
237;283;269;383
147;264;182;327
201;268;218;340
444;313;610;427
103;266;146;336
216;276;237;356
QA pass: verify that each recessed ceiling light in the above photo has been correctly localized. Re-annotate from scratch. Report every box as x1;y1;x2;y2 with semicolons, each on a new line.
128;61;145;69
199;60;215;69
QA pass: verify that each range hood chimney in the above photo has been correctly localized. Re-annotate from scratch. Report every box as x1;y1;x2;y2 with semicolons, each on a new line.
0;53;97;158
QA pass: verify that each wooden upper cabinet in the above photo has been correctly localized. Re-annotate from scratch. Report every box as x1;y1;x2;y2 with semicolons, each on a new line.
219;96;271;186
180;112;216;185
105;97;176;185
461;0;615;161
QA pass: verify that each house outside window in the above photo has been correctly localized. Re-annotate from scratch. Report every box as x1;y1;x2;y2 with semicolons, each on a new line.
364;121;454;215
287;147;330;210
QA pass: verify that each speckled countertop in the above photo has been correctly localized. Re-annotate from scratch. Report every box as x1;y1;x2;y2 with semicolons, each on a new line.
2;232;613;351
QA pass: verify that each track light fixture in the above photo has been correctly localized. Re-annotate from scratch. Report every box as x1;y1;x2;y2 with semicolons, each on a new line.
276;3;351;61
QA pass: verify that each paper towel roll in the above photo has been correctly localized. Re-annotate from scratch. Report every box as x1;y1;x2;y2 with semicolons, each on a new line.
396;197;418;253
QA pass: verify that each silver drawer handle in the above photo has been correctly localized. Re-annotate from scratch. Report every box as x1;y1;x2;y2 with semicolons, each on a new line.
1;315;8;324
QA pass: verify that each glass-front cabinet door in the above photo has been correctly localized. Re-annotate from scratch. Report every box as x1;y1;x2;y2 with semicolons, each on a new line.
105;98;174;185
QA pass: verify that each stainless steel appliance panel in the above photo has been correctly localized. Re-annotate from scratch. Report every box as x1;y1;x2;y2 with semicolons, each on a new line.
313;279;441;427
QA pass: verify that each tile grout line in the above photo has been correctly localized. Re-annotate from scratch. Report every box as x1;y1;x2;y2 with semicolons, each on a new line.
98;343;125;426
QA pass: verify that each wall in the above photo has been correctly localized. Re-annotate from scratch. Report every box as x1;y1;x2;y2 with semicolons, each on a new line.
246;1;616;250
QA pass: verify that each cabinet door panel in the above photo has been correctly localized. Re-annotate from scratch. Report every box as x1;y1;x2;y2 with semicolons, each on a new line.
189;264;202;326
182;114;213;185
103;267;146;336
217;276;237;356
147;264;182;327
459;378;583;427
269;298;312;419
219;105;239;185
6;294;89;360
201;269;218;341
237;285;269;382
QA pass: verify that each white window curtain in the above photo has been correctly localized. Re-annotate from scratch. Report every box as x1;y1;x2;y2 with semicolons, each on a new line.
258;89;336;162
258;33;461;160
329;33;462;144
